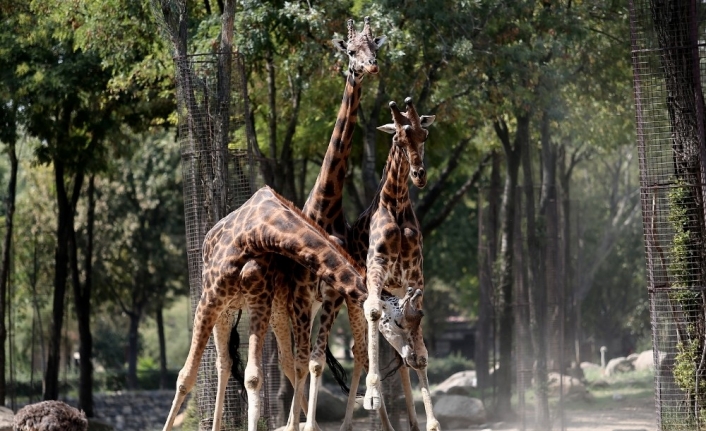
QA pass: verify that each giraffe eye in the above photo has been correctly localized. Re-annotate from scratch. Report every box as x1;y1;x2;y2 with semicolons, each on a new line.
348;50;356;56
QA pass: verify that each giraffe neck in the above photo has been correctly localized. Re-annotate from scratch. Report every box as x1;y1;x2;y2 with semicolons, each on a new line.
302;71;363;235
347;144;411;262
378;144;411;212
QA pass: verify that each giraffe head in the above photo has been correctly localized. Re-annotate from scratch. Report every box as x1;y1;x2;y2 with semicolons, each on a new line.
377;97;436;188
379;287;427;369
332;16;386;77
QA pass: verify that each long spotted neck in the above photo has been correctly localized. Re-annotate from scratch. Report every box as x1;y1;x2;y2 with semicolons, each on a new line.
303;70;363;237
378;144;411;214
347;144;411;262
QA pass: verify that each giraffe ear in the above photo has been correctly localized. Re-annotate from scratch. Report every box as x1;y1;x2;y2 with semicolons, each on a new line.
420;115;436;128
377;123;396;135
332;39;347;53
374;35;387;49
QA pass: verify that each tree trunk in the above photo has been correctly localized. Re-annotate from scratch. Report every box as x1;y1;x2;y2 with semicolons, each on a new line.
69;175;95;416
126;309;142;390
156;306;168;389
650;0;706;418
0;138;18;405
493;117;523;416
476;150;501;394
44;159;72;400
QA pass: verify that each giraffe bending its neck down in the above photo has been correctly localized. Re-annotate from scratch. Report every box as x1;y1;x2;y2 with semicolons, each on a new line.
356;98;440;431
161;186;422;431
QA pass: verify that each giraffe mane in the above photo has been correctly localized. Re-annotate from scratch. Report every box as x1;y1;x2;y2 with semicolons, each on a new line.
266;187;367;277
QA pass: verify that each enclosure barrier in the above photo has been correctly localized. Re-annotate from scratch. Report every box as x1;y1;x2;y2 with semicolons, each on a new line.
630;0;706;429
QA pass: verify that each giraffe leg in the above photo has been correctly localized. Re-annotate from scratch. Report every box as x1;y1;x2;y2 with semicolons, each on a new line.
340;299;395;431
415;367;441;431
244;294;274;431
211;310;237;431
399;366;420;431
271;291;309;431
286;290;316;431
162;272;226;431
304;289;343;431
363;294;382;411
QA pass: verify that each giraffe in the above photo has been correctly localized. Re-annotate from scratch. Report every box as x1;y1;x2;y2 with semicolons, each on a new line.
303;97;441;431
265;16;390;431
161;186;423;431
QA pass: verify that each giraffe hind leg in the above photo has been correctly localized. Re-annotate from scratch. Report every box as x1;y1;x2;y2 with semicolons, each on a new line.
212;310;239;431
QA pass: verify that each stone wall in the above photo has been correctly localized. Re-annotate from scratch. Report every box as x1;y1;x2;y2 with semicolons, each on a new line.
11;390;186;431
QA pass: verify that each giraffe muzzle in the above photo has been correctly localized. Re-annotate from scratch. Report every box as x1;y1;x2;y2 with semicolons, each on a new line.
411;168;427;188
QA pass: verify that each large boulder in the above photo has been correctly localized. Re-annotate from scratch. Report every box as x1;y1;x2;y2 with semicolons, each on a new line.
580;362;601;371
314;386;347;422
634;350;654;372
546;372;589;400
431;370;477;399
605;357;634;376
433;395;486;428
0;406;12;431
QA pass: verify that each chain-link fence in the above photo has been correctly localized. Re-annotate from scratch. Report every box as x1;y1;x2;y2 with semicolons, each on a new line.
630;0;706;428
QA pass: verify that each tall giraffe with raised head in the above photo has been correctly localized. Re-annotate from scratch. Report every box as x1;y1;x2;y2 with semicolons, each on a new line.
304;98;441;431
268;16;388;430
161;186;424;431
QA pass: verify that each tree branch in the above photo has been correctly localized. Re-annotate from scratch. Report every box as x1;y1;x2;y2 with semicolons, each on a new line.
421;153;490;236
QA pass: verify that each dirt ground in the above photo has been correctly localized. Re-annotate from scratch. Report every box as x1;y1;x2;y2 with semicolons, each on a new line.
316;386;657;431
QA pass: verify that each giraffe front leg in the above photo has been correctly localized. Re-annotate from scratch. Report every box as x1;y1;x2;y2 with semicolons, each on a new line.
363;294;382;411
416;367;441;431
399;366;420;431
163;283;223;431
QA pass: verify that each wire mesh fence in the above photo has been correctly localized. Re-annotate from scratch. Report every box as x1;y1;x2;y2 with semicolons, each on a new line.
630;0;706;428
175;51;279;430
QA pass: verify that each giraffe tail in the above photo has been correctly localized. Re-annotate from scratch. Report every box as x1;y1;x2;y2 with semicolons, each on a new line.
381;350;404;381
228;310;247;402
325;344;353;395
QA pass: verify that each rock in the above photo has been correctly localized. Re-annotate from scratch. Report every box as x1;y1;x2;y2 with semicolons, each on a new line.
314;386;347;421
605;357;634;376
431;370;477;400
546;372;587;397
627;353;640;362
87;418;115;431
433;395;486;428
580;362;601;370
0;406;13;431
634;350;654;372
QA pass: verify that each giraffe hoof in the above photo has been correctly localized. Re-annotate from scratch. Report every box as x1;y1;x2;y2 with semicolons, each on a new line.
363;386;381;410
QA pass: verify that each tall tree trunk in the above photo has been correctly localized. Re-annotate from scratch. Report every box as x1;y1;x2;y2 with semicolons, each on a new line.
70;175;95;416
45;160;72;400
493;117;523;416
156;306;168;389
649;0;706;417
0;138;18;405
126;308;142;390
476;150;501;394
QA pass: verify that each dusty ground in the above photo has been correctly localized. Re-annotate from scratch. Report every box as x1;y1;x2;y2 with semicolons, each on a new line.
316;370;658;431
